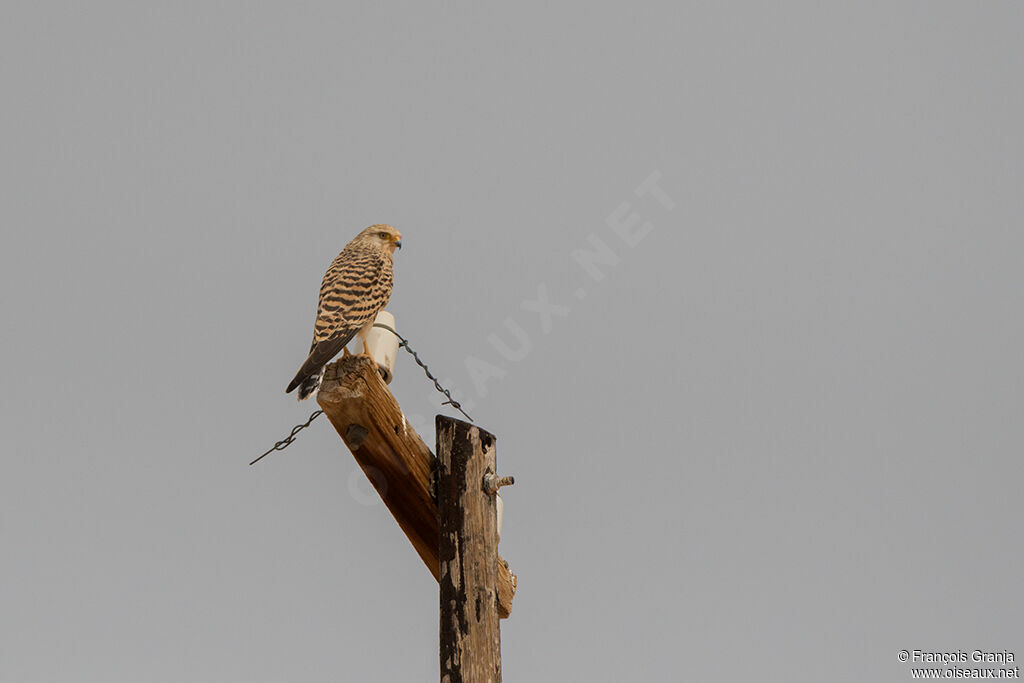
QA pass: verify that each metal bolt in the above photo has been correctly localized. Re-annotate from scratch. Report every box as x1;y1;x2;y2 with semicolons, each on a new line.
483;474;515;495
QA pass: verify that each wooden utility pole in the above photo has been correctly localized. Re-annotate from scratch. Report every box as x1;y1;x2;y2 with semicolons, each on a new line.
436;417;510;683
316;356;516;623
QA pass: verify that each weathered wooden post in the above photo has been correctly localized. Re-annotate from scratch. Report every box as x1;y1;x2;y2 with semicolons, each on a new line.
315;356;517;617
258;307;519;681
296;313;517;680
436;416;512;683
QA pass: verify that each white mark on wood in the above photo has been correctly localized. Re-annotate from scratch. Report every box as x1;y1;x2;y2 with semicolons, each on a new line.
336;384;365;399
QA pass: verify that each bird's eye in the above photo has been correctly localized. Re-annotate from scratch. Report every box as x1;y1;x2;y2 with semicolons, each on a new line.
379;232;389;240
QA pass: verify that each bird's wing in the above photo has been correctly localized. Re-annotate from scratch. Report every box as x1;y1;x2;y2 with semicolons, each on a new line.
286;247;387;394
312;246;386;345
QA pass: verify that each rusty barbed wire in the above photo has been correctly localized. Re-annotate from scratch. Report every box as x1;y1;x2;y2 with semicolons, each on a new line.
251;325;471;466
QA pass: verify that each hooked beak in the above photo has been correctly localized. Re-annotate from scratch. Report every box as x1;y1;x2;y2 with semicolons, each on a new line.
394;238;402;249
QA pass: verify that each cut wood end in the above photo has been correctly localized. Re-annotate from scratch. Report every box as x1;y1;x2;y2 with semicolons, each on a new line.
497;555;517;620
318;356;380;401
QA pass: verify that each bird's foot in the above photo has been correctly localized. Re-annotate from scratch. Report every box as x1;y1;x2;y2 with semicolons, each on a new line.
359;344;378;366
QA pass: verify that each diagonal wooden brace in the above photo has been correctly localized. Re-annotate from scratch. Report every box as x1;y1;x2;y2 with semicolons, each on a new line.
316;355;516;618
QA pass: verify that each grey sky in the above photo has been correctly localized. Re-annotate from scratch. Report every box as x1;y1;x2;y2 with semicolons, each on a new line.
2;3;1022;681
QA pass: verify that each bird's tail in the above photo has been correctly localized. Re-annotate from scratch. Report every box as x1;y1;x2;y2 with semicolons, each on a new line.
286;366;324;401
287;333;353;400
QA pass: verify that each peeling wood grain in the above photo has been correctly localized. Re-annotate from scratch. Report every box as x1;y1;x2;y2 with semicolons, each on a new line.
437;417;504;683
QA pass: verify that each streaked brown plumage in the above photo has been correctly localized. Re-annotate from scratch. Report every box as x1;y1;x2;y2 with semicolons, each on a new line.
286;224;402;400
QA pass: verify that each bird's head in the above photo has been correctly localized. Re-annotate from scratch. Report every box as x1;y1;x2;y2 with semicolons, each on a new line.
359;224;402;254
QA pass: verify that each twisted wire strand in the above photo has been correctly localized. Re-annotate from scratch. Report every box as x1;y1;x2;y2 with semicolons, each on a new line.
250;409;323;466
372;322;473;422
251;325;471;466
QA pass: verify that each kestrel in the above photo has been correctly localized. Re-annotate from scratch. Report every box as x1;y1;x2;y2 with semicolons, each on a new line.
286;224;402;400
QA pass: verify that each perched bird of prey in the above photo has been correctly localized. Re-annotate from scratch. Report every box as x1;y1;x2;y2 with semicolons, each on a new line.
286;224;402;400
